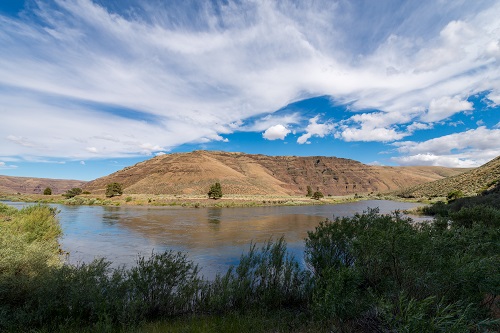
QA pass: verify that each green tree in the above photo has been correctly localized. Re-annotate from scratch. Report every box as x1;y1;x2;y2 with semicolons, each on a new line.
63;187;82;198
105;182;123;198
306;185;313;197
312;191;324;200
43;187;52;195
208;182;223;199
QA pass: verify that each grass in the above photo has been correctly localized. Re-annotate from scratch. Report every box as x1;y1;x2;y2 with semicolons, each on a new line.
0;191;425;209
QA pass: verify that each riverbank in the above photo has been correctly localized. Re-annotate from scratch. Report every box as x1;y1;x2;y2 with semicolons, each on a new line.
0;192;433;208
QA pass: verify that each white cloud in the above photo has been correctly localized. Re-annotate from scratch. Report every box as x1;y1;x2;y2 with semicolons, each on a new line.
262;124;291;140
421;96;473;122
393;127;500;167
0;162;18;169
80;160;85;165
337;127;406;142
297;116;333;144
0;0;499;161
392;153;481;168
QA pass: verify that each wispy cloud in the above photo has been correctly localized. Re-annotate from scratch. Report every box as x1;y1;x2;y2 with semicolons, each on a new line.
0;161;18;169
0;0;499;167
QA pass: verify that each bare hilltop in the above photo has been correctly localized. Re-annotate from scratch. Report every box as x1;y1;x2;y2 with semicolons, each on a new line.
83;150;469;196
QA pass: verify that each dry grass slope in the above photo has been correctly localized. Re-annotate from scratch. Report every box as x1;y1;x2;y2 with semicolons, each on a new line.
0;175;86;195
83;151;469;196
398;156;500;198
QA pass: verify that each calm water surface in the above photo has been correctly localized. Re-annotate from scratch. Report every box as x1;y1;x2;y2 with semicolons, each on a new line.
3;200;428;277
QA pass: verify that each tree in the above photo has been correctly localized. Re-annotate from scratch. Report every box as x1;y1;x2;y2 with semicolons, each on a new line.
312;191;324;200
106;182;123;198
306;185;313;197
43;187;52;195
208;182;223;199
63;187;82;198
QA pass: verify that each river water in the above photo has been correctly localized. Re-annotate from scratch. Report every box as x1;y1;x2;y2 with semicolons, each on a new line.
3;200;429;278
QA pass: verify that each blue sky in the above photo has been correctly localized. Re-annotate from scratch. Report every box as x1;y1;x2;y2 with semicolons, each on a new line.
1;0;499;181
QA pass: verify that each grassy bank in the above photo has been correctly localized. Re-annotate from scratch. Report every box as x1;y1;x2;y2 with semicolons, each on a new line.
0;192;421;208
1;194;498;332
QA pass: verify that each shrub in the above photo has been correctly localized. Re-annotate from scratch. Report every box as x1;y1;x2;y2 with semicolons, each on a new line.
63;188;82;198
105;183;123;198
306;186;313;197
202;237;308;313
208;182;223;199
43;187;52;195
312;191;324;200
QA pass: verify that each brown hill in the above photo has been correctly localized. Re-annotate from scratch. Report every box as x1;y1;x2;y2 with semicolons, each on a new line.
0;175;86;195
398;156;500;198
83;151;469;196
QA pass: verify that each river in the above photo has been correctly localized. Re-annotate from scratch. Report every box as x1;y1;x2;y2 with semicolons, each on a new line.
3;200;429;278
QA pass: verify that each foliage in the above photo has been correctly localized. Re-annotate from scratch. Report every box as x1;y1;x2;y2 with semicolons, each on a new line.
201;237;309;313
105;182;123;198
447;189;464;201
63;187;83;198
208;182;223;199
312;191;324;200
304;207;499;331
43;187;52;195
306;185;313;197
1;196;499;332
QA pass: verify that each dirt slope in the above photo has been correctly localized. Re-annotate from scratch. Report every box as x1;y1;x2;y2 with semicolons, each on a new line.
398;156;500;198
0;175;86;195
83;151;469;196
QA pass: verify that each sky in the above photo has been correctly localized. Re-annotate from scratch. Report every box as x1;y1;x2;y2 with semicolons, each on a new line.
1;0;499;181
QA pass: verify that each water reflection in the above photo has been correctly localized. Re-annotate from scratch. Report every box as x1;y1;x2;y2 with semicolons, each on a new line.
1;200;428;278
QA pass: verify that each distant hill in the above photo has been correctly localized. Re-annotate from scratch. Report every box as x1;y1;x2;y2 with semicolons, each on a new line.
398;156;500;198
0;175;86;195
83;150;469;196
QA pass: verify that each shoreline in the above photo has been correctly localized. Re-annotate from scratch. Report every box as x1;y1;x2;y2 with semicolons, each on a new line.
0;192;434;208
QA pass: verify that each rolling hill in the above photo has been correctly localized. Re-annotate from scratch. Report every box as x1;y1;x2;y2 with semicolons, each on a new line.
83;150;469;196
398;156;500;198
0;175;86;195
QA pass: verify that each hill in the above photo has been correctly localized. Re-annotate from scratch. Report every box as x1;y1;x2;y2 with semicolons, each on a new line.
83;150;469;196
398;156;500;198
0;175;86;195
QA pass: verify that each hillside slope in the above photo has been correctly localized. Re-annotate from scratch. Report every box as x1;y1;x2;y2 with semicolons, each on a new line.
0;175;86;195
84;151;469;196
398;156;500;198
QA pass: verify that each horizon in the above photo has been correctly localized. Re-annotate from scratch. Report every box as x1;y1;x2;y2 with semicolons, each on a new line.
1;1;500;181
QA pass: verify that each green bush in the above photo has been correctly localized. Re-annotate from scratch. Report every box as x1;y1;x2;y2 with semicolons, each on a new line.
43;187;52;195
63;187;82;198
202;237;308;313
312;191;324;200
105;183;123;198
208;182;223;199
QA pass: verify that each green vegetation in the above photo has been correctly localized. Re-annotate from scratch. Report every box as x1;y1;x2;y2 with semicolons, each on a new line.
63;187;83;198
208;182;223;199
306;185;313;197
105;182;123;198
43;187;52;195
447;189;464;201
1;188;499;332
312;190;324;200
